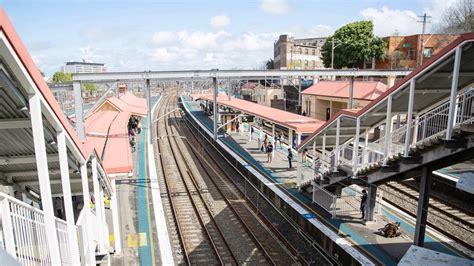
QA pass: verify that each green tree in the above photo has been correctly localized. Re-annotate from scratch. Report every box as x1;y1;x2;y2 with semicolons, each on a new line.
436;0;474;34
83;83;95;94
51;71;72;82
265;58;274;69
320;21;387;69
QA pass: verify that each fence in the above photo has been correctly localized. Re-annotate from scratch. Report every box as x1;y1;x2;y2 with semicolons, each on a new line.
312;186;337;217
335;186;383;217
0;192;74;265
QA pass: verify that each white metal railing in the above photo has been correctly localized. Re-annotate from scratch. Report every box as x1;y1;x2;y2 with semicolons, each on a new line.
354;88;473;172
0;192;74;265
312;185;338;217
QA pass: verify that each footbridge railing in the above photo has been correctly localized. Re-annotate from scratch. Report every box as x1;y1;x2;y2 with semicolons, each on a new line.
0;192;74;265
318;88;473;176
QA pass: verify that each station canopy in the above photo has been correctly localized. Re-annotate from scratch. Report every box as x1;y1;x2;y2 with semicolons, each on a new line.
193;94;325;134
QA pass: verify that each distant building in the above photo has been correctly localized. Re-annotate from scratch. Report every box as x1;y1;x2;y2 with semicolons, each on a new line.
61;61;107;73
274;34;326;69
302;80;388;121
377;34;458;69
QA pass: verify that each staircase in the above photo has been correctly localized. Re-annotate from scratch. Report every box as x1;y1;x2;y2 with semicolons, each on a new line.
318;88;474;185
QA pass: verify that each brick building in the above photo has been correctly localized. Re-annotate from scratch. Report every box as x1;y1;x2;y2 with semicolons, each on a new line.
377;34;459;69
274;34;326;69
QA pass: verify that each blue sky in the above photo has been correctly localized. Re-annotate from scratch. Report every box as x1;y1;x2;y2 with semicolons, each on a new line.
1;0;453;76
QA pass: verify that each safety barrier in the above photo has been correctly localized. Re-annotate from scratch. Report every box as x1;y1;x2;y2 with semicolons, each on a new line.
0;192;74;265
344;88;473;174
335;186;383;217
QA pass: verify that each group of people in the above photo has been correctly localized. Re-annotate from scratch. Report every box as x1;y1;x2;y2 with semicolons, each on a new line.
128;117;140;152
260;135;274;162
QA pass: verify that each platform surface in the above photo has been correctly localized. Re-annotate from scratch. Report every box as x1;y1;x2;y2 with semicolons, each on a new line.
183;96;469;265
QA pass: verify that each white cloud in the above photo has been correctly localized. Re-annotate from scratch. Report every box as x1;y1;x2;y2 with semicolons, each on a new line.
210;14;231;29
149;29;278;69
260;0;289;15
360;6;418;36
151;31;176;45
423;0;457;31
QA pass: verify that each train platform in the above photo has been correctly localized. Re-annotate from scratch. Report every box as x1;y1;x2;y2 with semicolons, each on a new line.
182;95;470;265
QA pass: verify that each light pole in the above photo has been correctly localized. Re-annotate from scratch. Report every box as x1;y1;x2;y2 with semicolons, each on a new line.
331;38;343;69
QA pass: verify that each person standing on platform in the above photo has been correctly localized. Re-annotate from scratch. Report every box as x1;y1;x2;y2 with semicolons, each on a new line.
266;142;273;163
287;148;293;169
276;133;282;148
235;120;240;133
360;189;368;220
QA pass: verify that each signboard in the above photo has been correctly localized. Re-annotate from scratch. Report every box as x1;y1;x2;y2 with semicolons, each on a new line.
403;43;412;48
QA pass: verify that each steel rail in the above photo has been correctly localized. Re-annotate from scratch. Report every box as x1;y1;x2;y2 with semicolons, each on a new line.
180;98;339;265
165;97;239;265
154;96;191;265
177;109;306;265
384;182;474;250
170;102;284;265
158;95;225;265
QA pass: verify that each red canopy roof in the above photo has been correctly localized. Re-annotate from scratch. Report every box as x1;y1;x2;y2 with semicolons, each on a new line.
194;94;324;134
302;80;388;101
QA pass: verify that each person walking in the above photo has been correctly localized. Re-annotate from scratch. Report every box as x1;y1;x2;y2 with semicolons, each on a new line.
360;189;368;220
287;148;293;169
266;142;273;163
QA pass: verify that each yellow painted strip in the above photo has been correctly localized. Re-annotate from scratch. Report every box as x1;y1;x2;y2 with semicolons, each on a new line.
127;233;148;247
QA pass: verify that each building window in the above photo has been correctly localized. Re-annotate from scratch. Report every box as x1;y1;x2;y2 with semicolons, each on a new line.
423;47;433;58
408;48;416;60
312;49;316;55
299;48;302;54
305;48;309;55
305;60;309;68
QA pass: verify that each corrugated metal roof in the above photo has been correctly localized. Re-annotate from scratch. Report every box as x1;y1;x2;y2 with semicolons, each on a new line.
302;80;388;100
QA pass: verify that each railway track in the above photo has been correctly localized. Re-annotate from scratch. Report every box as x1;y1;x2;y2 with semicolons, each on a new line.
179;96;337;265
154;94;302;265
382;181;474;251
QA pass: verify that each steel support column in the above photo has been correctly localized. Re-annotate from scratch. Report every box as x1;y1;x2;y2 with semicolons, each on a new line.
146;79;151;143
92;157;105;253
110;180;122;254
99;186;107;251
348;77;354;109
73;81;85;140
363;130;369;164
414;166;432;246
297;151;303;186
29;93;61;264
334;118;341;171
298;76;302;112
404;79;416;157
227;77;231;101
213;77;218;140
80;163;95;264
57;131;81;264
365;185;377;222
352;117;360;178
272;123;275;157
446;46;462;140
383;95;393;165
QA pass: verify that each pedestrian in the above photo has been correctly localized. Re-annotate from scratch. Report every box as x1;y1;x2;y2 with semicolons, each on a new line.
236;121;240;133
302;110;306;116
287;148;293;169
130;136;136;152
360;189;368;220
55;197;63;219
276;133;282;148
302;148;308;163
266;142;273;162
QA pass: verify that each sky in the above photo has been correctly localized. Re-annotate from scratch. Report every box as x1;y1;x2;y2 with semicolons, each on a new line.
1;0;455;76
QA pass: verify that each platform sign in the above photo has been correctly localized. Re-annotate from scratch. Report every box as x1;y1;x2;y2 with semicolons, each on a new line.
303;213;316;219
